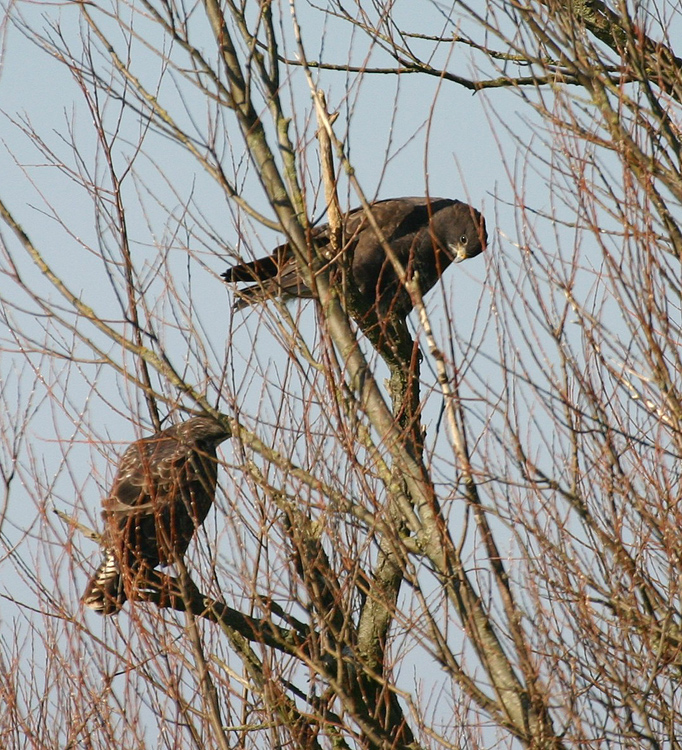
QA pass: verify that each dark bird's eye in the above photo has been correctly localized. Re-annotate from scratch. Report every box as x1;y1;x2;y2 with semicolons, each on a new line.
460;234;468;245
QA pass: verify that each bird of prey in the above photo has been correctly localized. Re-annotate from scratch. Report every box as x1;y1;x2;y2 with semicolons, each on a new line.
222;197;487;319
82;415;230;615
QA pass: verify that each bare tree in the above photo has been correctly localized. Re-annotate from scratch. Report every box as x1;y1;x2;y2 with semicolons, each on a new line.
0;1;681;749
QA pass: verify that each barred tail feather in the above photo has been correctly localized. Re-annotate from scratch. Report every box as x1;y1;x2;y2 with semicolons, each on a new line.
232;283;272;310
82;550;126;615
230;274;313;310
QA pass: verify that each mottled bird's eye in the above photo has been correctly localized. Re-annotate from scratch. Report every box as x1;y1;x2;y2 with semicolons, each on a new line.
460;234;468;245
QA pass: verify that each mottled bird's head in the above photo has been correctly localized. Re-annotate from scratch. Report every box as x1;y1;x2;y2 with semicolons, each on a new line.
164;415;231;446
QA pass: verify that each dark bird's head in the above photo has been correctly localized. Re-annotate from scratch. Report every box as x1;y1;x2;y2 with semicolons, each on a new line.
432;202;487;266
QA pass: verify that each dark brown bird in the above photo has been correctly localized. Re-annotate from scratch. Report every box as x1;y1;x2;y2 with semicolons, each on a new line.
82;416;230;614
222;197;487;319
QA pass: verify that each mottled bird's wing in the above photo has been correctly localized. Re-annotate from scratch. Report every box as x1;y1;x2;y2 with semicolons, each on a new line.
82;416;229;615
222;198;434;279
102;434;189;516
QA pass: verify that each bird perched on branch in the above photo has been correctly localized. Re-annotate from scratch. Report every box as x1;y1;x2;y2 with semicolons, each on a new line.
222;197;487;320
82;415;230;615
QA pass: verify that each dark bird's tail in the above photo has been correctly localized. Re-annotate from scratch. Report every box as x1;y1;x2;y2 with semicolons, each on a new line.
82;549;126;615
222;255;284;310
221;254;281;283
222;243;311;309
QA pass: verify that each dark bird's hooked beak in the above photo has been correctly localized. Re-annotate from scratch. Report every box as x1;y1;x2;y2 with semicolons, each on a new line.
448;241;470;264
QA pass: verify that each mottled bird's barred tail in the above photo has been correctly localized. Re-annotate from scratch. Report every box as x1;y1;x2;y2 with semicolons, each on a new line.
82;549;126;615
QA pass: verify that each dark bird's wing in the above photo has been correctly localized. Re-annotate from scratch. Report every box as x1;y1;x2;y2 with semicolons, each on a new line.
345;198;455;314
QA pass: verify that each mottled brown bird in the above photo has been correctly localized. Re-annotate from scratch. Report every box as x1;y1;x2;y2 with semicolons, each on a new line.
82;416;230;614
222;197;487;319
